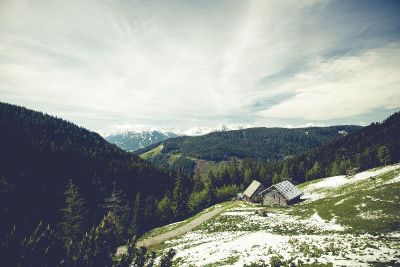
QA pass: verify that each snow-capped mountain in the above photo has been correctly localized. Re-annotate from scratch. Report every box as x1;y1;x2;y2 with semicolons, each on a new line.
105;130;179;152
105;125;252;151
179;125;253;136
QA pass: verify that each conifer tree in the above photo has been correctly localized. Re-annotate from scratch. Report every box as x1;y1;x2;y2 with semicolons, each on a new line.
228;159;240;185
156;194;173;225
244;168;253;186
377;145;391;165
192;172;204;192
103;181;128;240
173;171;187;220
272;172;280;184
59;180;87;254
280;162;289;178
93;212;117;267
143;194;156;232
130;192;143;236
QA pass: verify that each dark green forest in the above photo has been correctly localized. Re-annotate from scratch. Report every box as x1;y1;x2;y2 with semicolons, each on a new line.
0;102;183;266
138;125;361;161
136;125;361;178
191;110;400;193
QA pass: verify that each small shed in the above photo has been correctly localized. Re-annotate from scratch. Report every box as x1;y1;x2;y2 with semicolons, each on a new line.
259;180;303;206
243;180;265;202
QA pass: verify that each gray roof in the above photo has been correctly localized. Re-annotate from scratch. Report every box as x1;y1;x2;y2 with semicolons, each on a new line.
260;180;303;201
243;180;263;198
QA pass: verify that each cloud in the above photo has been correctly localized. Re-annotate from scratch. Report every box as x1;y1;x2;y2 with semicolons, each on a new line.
256;44;400;120
0;0;399;132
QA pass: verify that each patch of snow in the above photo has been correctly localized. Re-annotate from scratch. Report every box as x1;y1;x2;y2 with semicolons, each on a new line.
222;211;255;216
302;163;400;202
306;175;348;191
334;197;348;206
309;212;345;232
158;204;399;266
351;163;400;182
384;173;400;185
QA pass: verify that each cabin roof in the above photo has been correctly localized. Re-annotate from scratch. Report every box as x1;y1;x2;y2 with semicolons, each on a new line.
243;180;263;198
260;180;303;201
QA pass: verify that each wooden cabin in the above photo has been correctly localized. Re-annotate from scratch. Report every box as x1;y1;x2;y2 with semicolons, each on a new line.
242;180;265;202
258;180;303;206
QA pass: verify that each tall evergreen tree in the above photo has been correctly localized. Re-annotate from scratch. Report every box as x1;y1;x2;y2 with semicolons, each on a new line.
156;194;174;225
280;162;289;179
173;171;188;220
59;180;87;254
130;192;143;236
244;168;253;186
272;172;280;184
102;181;128;240
377;145;391;165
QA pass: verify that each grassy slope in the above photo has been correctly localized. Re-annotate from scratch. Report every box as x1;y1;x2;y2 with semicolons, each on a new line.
138;201;238;244
141;144;164;160
293;165;400;234
146;163;400;266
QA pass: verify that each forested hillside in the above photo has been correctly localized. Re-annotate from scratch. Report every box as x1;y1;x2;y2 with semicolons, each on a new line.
242;111;400;187
137;125;361;177
0;102;180;266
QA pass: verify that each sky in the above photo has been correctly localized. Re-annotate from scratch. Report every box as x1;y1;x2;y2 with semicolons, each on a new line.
1;0;400;135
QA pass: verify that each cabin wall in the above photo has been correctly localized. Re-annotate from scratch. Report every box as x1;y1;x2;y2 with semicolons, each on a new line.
249;185;266;202
262;189;288;206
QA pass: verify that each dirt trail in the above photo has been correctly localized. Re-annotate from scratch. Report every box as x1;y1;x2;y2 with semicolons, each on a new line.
116;201;238;256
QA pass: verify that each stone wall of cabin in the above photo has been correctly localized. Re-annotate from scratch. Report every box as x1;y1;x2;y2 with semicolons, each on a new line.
262;189;288;206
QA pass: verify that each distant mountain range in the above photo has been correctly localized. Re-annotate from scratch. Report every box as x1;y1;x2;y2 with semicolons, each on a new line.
106;130;179;152
105;125;251;151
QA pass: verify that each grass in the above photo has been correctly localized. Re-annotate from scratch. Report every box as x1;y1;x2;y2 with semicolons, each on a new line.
140;144;163;159
149;164;400;266
289;168;400;234
138;201;239;242
202;256;240;267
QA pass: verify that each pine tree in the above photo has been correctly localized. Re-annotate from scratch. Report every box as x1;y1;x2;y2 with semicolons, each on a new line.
377;145;391;165
259;166;270;186
143;195;156;233
272;172;280;184
156;194;173;225
93;212;117;267
192;172;204;192
244;168;253;186
228;159;240;185
280;162;289;179
330;160;341;176
173;171;187;220
130;192;143;236
306;161;320;179
59;180;87;254
102;181;128;240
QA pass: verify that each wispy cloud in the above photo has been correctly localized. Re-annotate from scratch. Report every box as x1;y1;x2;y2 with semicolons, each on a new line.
0;0;399;132
257;44;400;120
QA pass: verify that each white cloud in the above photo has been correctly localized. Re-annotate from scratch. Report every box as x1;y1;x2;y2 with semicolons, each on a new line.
257;44;400;120
0;0;399;132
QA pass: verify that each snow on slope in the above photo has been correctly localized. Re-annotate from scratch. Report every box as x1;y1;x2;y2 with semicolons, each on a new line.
301;163;400;201
155;163;400;266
